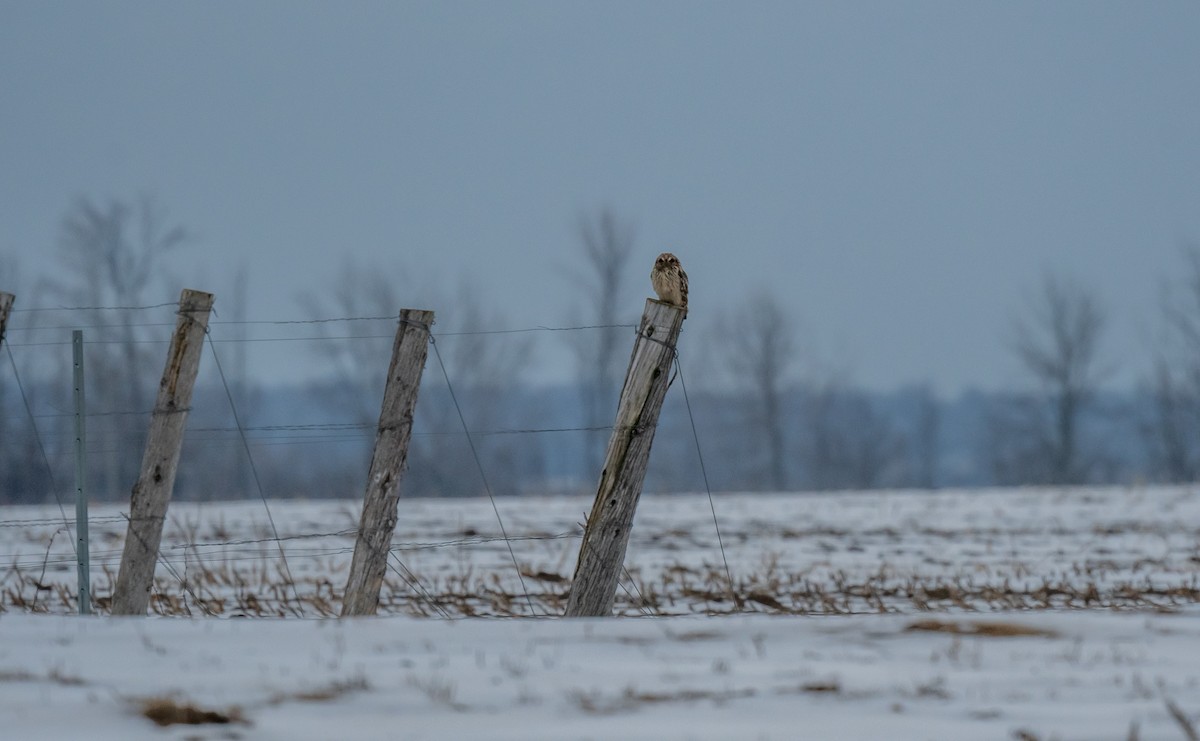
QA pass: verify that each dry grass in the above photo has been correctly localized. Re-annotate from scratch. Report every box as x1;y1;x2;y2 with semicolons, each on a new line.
5;492;1200;619
139;697;244;727
271;676;370;704
407;675;467;711
798;680;842;694
570;685;757;714
904;619;1060;638
5;551;1200;618
0;668;86;686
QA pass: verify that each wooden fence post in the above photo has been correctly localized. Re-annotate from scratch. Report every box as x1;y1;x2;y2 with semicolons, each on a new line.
111;289;214;616
341;308;434;617
0;292;13;349
565;299;685;617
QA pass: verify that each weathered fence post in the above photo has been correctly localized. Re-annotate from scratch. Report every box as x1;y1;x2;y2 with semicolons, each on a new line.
73;330;91;615
341;308;435;617
565;299;685;617
111;289;214;616
0;292;13;349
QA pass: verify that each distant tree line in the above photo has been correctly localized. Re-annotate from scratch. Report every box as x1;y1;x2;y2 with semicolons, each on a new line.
2;198;1199;503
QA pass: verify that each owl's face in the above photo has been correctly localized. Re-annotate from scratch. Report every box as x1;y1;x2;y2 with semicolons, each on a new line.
655;252;679;270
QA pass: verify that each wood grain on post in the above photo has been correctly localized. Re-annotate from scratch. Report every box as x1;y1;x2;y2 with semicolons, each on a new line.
111;289;214;616
566;299;685;617
0;292;14;349
342;308;434;617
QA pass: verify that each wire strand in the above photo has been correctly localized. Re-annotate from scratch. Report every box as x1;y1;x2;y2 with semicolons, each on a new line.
206;332;305;617
429;335;537;616
4;343;75;557
10;301;179;313
675;353;735;604
386;551;454;620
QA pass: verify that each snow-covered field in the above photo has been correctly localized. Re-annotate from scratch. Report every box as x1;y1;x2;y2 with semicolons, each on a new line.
2;609;1199;740
3;486;1198;617
2;486;1199;738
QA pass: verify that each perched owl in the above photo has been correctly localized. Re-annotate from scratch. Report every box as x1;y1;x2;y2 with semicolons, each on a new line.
651;252;688;317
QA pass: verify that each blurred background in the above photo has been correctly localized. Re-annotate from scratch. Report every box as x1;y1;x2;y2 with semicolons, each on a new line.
2;1;1199;501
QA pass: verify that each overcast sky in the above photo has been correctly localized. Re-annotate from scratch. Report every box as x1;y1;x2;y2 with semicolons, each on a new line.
2;1;1198;394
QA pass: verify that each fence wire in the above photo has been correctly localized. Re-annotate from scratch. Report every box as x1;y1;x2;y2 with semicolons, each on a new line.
0;303;721;618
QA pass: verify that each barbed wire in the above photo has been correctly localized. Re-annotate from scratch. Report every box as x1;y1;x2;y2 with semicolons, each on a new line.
3;343;74;556
31;409;160;420
429;334;537;615
163;529;582;552
18;413;622;439
0;421;624;461
675;352;735;605
6;337;174;348
206;332;305;617
4;328;634;348
6;310;638;341
0;515;128;528
211;315;396;326
0;310;638;481
0;304;713;618
387;551;454;620
435;323;638;336
0;530;588;571
166;528;359;549
6;299;639;331
10;302;180;314
4;321;179;333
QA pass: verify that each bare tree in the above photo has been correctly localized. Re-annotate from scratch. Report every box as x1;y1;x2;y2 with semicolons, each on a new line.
714;293;909;492
1147;364;1200;482
1145;246;1200;481
565;208;637;482
994;273;1109;485
417;276;540;496
296;260;430;496
175;265;258;501
43;196;186;498
299;262;538;497
909;383;941;489
982;391;1047;486
719;292;797;490
800;377;904;491
297;258;404;429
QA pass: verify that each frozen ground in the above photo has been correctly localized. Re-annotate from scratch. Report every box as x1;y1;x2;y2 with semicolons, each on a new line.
0;486;1198;738
2;609;1199;740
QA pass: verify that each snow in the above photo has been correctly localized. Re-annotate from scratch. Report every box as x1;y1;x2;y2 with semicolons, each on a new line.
1;486;1199;738
2;610;1199;739
4;486;1199;616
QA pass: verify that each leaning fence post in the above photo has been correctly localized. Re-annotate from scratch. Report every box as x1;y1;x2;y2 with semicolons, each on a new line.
111;289;214;616
565;299;685;617
341;308;435;617
0;292;13;349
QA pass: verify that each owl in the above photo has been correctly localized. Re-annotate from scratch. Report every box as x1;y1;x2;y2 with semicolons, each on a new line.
651;252;688;317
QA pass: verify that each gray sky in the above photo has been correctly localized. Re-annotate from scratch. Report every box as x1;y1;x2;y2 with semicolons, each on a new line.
2;1;1198;393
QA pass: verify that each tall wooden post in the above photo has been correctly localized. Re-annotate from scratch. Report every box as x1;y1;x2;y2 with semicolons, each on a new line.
566;299;685;617
0;292;13;349
73;331;91;615
342;309;434;617
111;289;214;616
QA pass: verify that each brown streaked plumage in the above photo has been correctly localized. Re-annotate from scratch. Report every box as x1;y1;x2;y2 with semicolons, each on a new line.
651;252;688;317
